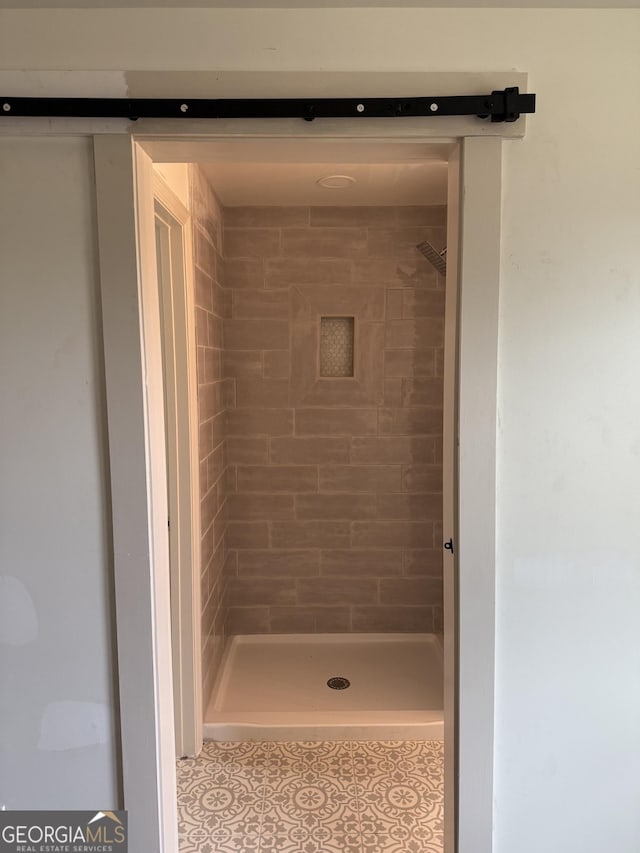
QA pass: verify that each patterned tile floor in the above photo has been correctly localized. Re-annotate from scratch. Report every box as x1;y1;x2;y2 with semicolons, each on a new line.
177;740;444;853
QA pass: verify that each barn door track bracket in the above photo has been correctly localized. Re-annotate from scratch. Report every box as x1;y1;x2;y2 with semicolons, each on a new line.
0;86;535;123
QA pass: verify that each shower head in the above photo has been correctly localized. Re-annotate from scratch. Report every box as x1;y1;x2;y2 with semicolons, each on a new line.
416;241;447;276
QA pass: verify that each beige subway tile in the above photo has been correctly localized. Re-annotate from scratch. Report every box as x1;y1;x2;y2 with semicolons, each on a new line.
352;258;437;288
385;318;444;349
225;206;309;228
238;550;320;578
198;382;215;422
223;350;263;379
321;549;403;577
232;289;289;319
403;549;442;577
402;464;442;493
226;606;270;635
200;525;213;577
204;348;222;384
380;577;443;606
265;258;351;288
225;521;269;549
263;350;291;379
319;465;401;493
377;492;442;520
281;227;368;258
386;289;404;320
269;606;350;633
224;228;280;258
237;465;318;493
221;288;233;318
291;285;384;322
368;226;444;258
351;436;437;464
223;319;289;350
207;314;223;348
352;605;434;632
379;407;443;436
227;577;297;606
227;493;295;521
212;282;228;320
383;378;403;406
223;549;238;578
396;205;447;227
207;444;225;488
384;349;435;378
295;408;378;436
225;464;237;495
195;307;208;347
309;206;397;227
271;521;350;548
433;605;444;633
211;411;225;449
226;408;293;437
197;346;206;385
199;421;213;461
199;459;208;499
351;521;433;548
296;493;377;520
195;268;213;313
403;288;446;318
271;437;350;464
235;378;289;408
402;378;444;407
297;577;377;606
226;438;270;465
434;347;445;378
223;258;265;289
194;227;217;275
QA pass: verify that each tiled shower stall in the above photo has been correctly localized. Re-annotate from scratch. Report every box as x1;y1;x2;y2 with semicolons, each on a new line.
188;167;446;706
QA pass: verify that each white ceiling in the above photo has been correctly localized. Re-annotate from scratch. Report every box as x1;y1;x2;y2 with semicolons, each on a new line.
199;160;448;206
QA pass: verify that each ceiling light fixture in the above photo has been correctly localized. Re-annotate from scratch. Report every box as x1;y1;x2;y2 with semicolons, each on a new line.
317;174;356;189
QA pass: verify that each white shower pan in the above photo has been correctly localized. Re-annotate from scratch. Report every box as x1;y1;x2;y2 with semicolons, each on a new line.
204;632;444;742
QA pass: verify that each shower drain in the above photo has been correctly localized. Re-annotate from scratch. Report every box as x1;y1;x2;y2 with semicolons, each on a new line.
327;676;351;690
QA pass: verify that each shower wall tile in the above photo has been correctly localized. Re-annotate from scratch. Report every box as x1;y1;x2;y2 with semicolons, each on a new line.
223;319;289;350
190;166;230;707
263;349;291;379
224;227;280;258
265;257;351;288
271;521;351;549
318;465;402;494
223;258;265;289
237;550;321;578
237;465;318;493
297;577;378;606
225;206;309;228
320;550;403;577
309;205;398;228
270;437;350;464
221;205;445;636
294;408;378;436
352;605;435;633
232;289;289;319
296;493;377;520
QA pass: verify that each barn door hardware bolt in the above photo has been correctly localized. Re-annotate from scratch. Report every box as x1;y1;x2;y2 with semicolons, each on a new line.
0;87;535;123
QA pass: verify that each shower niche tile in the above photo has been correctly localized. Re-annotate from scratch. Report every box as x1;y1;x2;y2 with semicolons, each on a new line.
320;316;355;377
291;287;384;406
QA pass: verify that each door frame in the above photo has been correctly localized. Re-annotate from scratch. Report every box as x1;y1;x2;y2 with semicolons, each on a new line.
153;173;202;759
94;129;502;853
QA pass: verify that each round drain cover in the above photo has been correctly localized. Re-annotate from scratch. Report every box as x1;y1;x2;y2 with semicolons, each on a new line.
327;676;350;690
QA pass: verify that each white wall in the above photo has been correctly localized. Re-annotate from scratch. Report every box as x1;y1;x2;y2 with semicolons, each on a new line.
0;8;639;851
0;137;120;808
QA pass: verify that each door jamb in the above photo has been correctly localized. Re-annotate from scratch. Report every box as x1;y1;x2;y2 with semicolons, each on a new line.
94;131;501;853
153;172;203;759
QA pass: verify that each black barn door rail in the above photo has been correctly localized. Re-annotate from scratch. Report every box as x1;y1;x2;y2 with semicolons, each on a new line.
0;86;535;123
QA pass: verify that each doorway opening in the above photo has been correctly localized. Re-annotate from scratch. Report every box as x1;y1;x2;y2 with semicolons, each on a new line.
150;139;457;852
